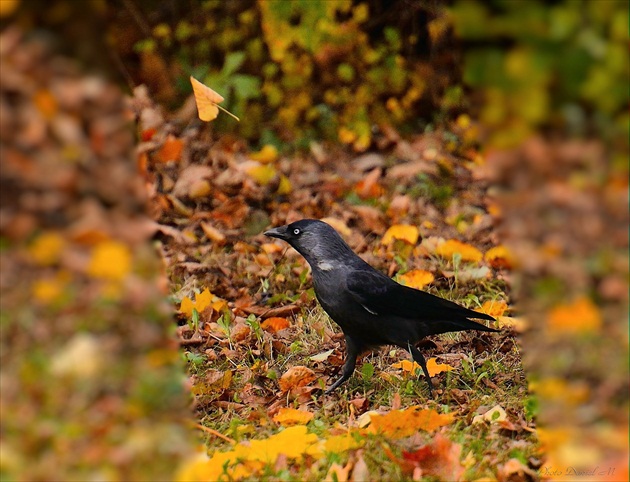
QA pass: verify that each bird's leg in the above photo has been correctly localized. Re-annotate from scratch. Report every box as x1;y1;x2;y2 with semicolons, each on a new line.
408;343;434;397
325;335;359;394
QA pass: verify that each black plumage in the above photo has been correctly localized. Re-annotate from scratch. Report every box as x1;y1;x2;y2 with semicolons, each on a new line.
264;219;498;395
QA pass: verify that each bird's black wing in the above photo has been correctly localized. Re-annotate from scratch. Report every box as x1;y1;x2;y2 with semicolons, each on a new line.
346;269;495;323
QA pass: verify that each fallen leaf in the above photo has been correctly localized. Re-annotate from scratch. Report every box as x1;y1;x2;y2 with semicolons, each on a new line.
472;404;507;424
249;144;278;164
398;270;434;289
546;296;602;335
367;406;454;438
179;288;227;317
382;224;419;245
309;349;335;362
190;76;239;121
478;300;508;317
156;134;184;163
261;317;290;333
484;245;515;269
87;240;132;281
402;433;465;481
392;358;454;377
279;366;316;392
28;231;65;266
435;239;483;263
321;217;351;237
200;222;226;244
273;408;314;426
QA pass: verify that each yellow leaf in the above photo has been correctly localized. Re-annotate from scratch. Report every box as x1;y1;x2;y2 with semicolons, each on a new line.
273;408;314;426
382;224;419;245
32;271;70;305
277;175;292;195
484;245;515;269
246;163;277;185
179;289;227;317
529;378;589;406
29;232;65;266
249;144;278;164
496;315;528;332
478;300;508;317
435;239;482;263
244;425;319;464
392;358;454;377
472;404;507;424
398;270;434;289
322;433;364;453
367;406;454;438
87;240;131;281
190;76;239;122
546;296;602;335
179;297;194;318
0;0;19;17
338;126;356;144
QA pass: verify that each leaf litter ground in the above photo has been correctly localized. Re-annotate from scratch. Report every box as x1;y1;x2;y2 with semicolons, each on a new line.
130;88;541;480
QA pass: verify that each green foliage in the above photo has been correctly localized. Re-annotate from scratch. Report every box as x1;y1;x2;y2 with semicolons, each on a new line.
450;0;630;148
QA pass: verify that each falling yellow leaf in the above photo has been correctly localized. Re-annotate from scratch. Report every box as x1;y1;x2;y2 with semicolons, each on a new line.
484;245;515;269
249;144;278;164
398;270;434;289
382;224;419;245
392;358;454;377
367;406;454;438
190;76;239;122
435;239;483;263
87;240;131;281
279;366;316;392
478;300;508;317
546;296;602;335
29;232;65;266
273;408;314;426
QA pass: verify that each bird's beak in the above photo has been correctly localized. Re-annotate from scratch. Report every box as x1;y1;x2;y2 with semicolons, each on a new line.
264;225;288;240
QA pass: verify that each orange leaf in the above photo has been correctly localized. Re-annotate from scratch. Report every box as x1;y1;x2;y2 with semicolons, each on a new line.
382;224;419;245
279;366;316;392
156;135;184;163
398;270;434;289
87;240;131;281
484;245;515;269
367;406;454;438
478;300;508;317
402;433;465;481
34;89;57;120
273;408;314;426
261;317;290;333
546;297;602;335
190;76;239;122
435;239;482;263
391;358;454;377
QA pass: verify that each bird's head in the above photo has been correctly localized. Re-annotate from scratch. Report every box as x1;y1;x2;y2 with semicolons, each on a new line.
264;219;353;270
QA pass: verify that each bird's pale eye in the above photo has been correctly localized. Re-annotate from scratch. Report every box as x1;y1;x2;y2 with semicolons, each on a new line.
293;228;301;235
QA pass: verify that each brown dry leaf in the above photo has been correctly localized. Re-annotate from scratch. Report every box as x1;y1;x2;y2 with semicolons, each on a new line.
156;135;184;163
435;239;482;263
190;76;239;121
546;296;602;335
497;458;538;482
381;224;419;245
200;222;226;244
278;366;316;392
261;317;290;333
355;168;384;199
272;407;314;426
402;433;465;481
398;270;434;289
367;406;455;439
